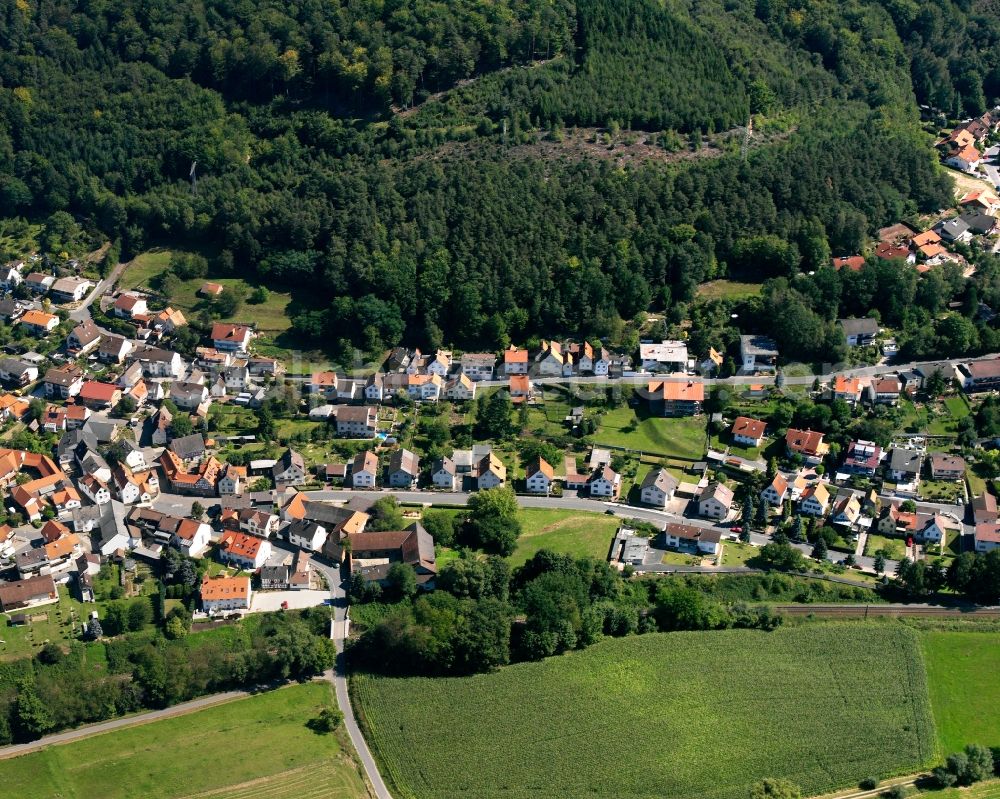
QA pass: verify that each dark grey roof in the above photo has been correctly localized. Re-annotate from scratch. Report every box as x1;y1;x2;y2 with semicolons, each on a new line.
838;317;879;337
0;299;22;318
94;501;129;550
740;335;778;356
170;433;206;460
959;211;998;234
59;428;98;459
82;417;123;443
302;502;358;527
641;468;679;493
17;547;47;568
937;217;971;239
889;448;922;473
261;565;289;582
286;518;326;538
0;358;34;376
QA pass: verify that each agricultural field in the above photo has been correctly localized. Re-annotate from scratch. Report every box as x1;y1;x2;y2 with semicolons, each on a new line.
508;508;621;566
593;406;706;460
353;624;936;799
0;683;368;799
920;630;1000;754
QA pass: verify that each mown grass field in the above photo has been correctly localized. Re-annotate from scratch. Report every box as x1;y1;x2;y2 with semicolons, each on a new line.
0;683;368;799
121;250;293;334
594;406;706;459
696;280;763;300
930;779;1000;798
353;624;936;799
920;631;1000;754
508;508;622;566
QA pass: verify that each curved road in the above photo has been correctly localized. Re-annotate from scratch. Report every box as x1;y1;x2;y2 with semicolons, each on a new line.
313;558;394;799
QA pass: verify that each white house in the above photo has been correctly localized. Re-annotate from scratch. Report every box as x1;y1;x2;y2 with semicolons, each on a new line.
663;522;722;557
432;457;458;490
219;532;271;570
739;335;779;374
698;482;734;520
799;483;831;517
273;448;306;486
287;519;328;552
477;453;506;490
760;473;788;507
174;518;212;558
639;468;678;508
200;576;252;613
639;340;688;372
731;416;766;448
351;451;379;489
525;457;554;495
974;523;1000;553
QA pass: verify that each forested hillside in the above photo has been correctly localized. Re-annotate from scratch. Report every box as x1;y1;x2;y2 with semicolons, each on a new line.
0;0;995;357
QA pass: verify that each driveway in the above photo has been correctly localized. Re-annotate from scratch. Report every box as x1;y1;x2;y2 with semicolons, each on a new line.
251;589;328;612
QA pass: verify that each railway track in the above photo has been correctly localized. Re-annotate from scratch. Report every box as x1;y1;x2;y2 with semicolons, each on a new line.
774;603;1000;617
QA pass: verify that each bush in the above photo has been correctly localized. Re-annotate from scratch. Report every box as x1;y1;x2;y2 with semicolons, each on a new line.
859;777;878;790
308;706;344;733
881;785;908;799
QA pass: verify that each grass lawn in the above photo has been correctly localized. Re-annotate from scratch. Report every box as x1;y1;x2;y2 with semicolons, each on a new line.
967;469;988;496
944;395;971;418
121;250;294;334
0;586;153;661
865;533;906;562
696;280;762;300
121;250;173;289
508;508;621;567
941;528;962;558
660;550;704;565
920;630;1000;754
924;779;1000;799
721;540;757;566
353;624;936;799
594;406;706;460
0;682;368;799
920;478;964;503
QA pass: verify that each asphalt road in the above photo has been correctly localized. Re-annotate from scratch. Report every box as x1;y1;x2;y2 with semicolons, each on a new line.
312;558;394;799
68;259;128;324
0;690;248;761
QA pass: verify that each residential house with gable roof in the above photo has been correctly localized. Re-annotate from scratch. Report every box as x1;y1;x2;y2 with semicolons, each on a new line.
760;473;788;507
785;428;829;464
386;449;420;488
698;482;733;519
640;468;678;508
525;457;554;495
731;416;766;447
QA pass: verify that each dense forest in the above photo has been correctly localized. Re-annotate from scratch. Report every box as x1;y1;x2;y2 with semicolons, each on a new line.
0;0;997;356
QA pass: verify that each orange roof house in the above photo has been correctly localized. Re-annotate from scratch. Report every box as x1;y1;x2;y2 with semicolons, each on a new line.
40;519;70;543
199;282;225;297
44;533;80;561
200;575;251;609
785;428;829;460
509;374;533;402
833;375;864;399
731;416;767;443
832;256;865;272
20;309;59;331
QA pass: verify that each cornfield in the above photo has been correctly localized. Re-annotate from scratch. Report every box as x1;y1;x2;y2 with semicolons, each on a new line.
353;623;936;799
